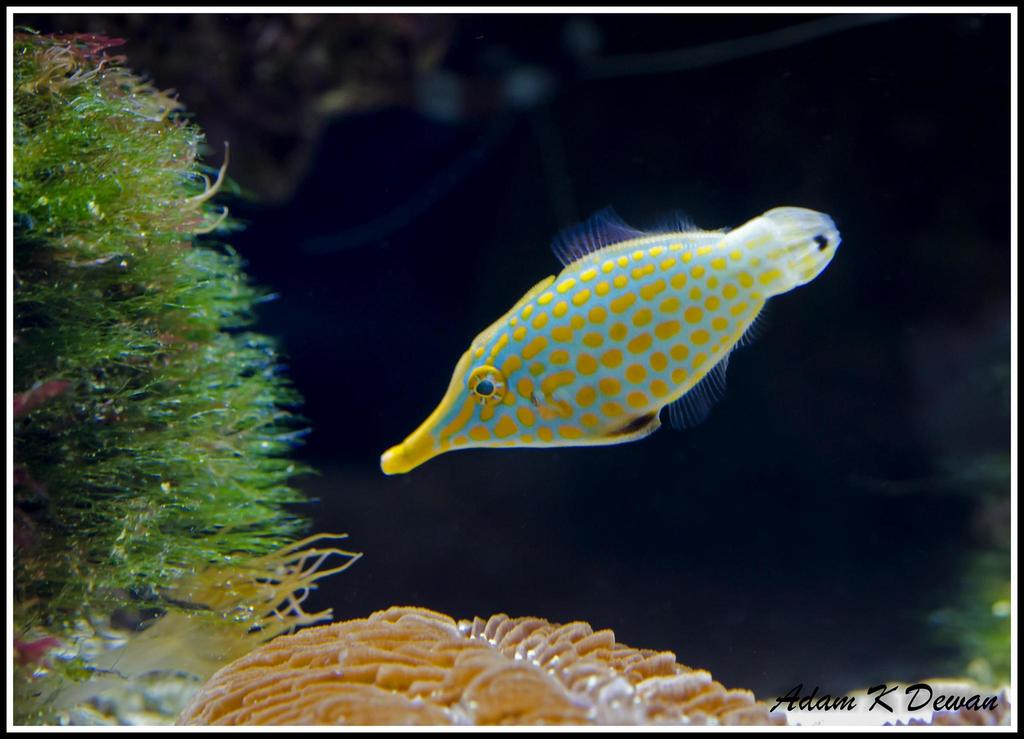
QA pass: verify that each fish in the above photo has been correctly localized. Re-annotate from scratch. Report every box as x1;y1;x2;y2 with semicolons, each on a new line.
380;206;840;475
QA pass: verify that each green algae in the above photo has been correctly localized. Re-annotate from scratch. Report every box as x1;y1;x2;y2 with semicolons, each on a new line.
13;31;314;640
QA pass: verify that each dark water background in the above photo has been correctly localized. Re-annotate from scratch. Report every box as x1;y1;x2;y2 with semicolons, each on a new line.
21;12;1011;697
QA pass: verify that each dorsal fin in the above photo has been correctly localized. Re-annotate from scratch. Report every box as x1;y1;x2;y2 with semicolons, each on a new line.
644;210;700;234
667;354;730;430
551;208;646;267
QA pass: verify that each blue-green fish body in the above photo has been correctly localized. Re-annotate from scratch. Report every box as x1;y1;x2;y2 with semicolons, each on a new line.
381;206;839;474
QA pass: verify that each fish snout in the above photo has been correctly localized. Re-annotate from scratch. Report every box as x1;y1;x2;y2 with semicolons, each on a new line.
380;424;441;475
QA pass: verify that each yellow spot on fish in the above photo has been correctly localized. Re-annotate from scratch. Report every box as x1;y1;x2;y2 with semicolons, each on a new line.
538;427;553;442
671;368;688;384
583;332;604;348
704;296;721;311
601;401;625;417
730;302;749;316
599;377;621;395
649;246;666;257
613;275;629;289
690;265;706;279
517;377;533;398
576;353;598;375
596;281;611;296
627;334;652;354
650;352;668;372
697;245;713;256
513;326;528;341
689;287;702;301
610;323;628;341
589;306;607;323
632;250;644;261
441;398;475;437
559;425;584;439
553;301;569;317
632;308;653;327
670;343;689;361
454;435;467;446
650;379;670;398
684;306;703;324
570;315;585;329
601;348;623;368
712;317;729;331
517;406;536;426
627;391;648;409
693;352;707;367
655;321;681;340
576;386;596;407
521;304;534;320
530;362;546;376
670;272;687;289
611;294;636;313
522;336;547;359
601;260;615;273
580;412;600;428
730;249;743;261
542;371;575;396
682;251;694;263
480;404;496;422
495;416;519;438
722;283;738;300
532;313;549;329
502;355;522;376
538;292;554;305
617;256;630;267
625;364;647;383
469;426;490;441
520;434;534;443
475;347;485;359
660;296;681;313
572;289;591;306
557;278;576;293
631;266;646;280
707;276;719;289
691;329;710;345
551;325;573;342
759;269;782;285
550;349;570;364
711;257;727;270
640;279;666;301
580;267;598;282
661;257;677;271
739;272;754;288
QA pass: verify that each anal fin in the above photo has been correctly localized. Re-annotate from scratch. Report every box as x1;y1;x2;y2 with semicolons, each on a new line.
667;353;730;430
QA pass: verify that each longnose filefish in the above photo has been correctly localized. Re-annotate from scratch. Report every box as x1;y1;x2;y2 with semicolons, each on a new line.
381;206;840;475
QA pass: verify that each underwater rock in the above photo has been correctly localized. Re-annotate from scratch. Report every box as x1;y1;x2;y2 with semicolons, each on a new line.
177;606;785;726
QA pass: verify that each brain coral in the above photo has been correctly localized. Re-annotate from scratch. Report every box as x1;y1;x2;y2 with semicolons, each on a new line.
178;606;785;726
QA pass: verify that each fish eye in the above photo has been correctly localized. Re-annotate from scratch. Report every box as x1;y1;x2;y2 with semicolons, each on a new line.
468;365;506;405
813;234;829;251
